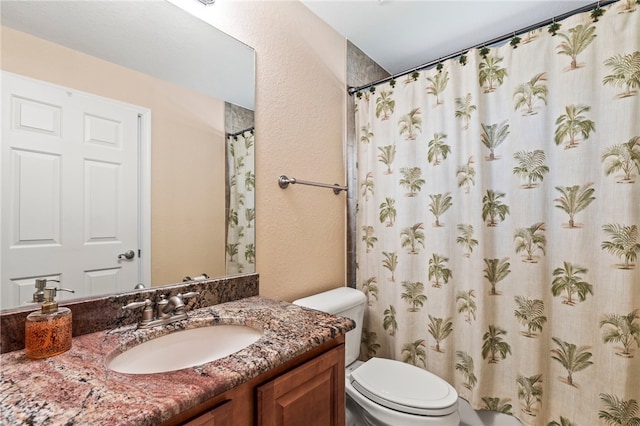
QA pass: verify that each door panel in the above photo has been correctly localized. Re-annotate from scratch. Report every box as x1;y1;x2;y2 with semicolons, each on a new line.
184;400;234;426
11;95;62;137
1;72;144;308
11;149;61;245
84;268;123;296
256;344;345;426
84;160;120;242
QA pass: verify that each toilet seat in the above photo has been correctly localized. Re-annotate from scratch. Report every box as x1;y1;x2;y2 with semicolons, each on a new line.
349;358;458;416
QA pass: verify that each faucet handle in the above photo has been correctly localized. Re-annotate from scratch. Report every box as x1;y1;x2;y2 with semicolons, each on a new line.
179;292;199;309
122;299;153;325
166;292;199;315
123;299;151;311
180;292;199;299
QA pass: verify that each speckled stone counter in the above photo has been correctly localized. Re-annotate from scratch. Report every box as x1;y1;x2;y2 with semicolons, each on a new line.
0;296;354;425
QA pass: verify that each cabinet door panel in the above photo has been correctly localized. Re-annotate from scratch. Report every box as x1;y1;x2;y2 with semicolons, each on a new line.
257;344;345;426
278;368;333;424
183;400;233;426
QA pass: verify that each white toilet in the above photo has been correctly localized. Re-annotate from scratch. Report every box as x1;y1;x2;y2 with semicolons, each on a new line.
294;287;460;426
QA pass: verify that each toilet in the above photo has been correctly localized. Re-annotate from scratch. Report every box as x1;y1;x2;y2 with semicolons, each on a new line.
293;287;460;426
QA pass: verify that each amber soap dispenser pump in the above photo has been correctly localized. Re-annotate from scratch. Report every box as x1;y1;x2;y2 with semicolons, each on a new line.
25;280;75;359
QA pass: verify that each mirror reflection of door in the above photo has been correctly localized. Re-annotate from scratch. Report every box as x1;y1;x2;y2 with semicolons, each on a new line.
1;0;255;309
1;72;148;309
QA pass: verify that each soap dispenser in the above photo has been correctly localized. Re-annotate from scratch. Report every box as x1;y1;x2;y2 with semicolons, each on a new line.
29;278;47;304
25;283;75;359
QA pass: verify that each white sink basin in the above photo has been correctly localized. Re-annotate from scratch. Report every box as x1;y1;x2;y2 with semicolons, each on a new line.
107;325;263;374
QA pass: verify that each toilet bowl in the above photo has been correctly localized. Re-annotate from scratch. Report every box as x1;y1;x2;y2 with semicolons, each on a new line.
347;358;459;425
293;287;460;426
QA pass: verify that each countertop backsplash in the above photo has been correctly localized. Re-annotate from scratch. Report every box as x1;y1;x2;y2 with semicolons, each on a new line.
0;274;259;354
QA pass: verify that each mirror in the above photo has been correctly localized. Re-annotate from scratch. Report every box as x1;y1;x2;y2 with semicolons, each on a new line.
0;0;255;309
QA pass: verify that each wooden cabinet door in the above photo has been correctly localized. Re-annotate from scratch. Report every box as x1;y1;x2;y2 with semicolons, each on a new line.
257;344;345;426
183;400;233;426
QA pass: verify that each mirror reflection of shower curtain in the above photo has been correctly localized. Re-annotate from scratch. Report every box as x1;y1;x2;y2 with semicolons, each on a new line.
355;3;639;425
226;128;255;274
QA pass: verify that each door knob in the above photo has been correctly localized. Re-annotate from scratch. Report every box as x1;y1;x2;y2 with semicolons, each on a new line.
118;250;136;260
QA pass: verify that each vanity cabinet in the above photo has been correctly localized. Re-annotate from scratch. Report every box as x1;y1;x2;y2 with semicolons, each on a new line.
257;343;344;426
165;337;345;426
183;400;233;426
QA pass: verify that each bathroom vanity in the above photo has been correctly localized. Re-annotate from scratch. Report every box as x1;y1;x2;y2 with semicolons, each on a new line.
173;339;344;426
0;296;353;425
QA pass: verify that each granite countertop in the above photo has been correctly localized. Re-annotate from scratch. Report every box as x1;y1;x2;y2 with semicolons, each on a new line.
0;296;354;425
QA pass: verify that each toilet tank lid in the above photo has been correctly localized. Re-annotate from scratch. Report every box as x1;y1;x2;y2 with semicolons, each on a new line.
292;287;366;315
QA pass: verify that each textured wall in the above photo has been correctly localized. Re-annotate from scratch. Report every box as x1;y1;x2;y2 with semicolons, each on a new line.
205;1;348;301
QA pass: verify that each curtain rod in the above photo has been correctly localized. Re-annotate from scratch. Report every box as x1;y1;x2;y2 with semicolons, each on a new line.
227;126;254;138
348;0;618;95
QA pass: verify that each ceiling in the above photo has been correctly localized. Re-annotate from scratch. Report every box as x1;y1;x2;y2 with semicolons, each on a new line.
3;0;597;102
301;0;595;75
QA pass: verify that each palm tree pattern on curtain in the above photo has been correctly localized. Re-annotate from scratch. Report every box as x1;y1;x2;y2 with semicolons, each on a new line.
354;3;639;425
226;129;255;274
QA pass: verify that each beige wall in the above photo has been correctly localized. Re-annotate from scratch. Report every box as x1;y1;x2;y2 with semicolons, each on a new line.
1;27;227;286
205;1;348;301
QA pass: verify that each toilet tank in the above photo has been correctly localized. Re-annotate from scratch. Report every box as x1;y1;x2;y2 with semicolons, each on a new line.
293;287;367;366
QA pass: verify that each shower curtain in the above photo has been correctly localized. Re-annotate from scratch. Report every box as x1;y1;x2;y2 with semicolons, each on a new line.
226;129;255;274
354;2;639;425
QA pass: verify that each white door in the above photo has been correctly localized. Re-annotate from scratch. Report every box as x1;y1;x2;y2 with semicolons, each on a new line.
1;72;147;308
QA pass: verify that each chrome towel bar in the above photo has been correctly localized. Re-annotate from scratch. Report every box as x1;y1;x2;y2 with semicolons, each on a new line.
278;175;347;195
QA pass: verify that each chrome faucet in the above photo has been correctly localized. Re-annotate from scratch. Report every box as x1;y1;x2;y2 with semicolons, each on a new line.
123;292;199;329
